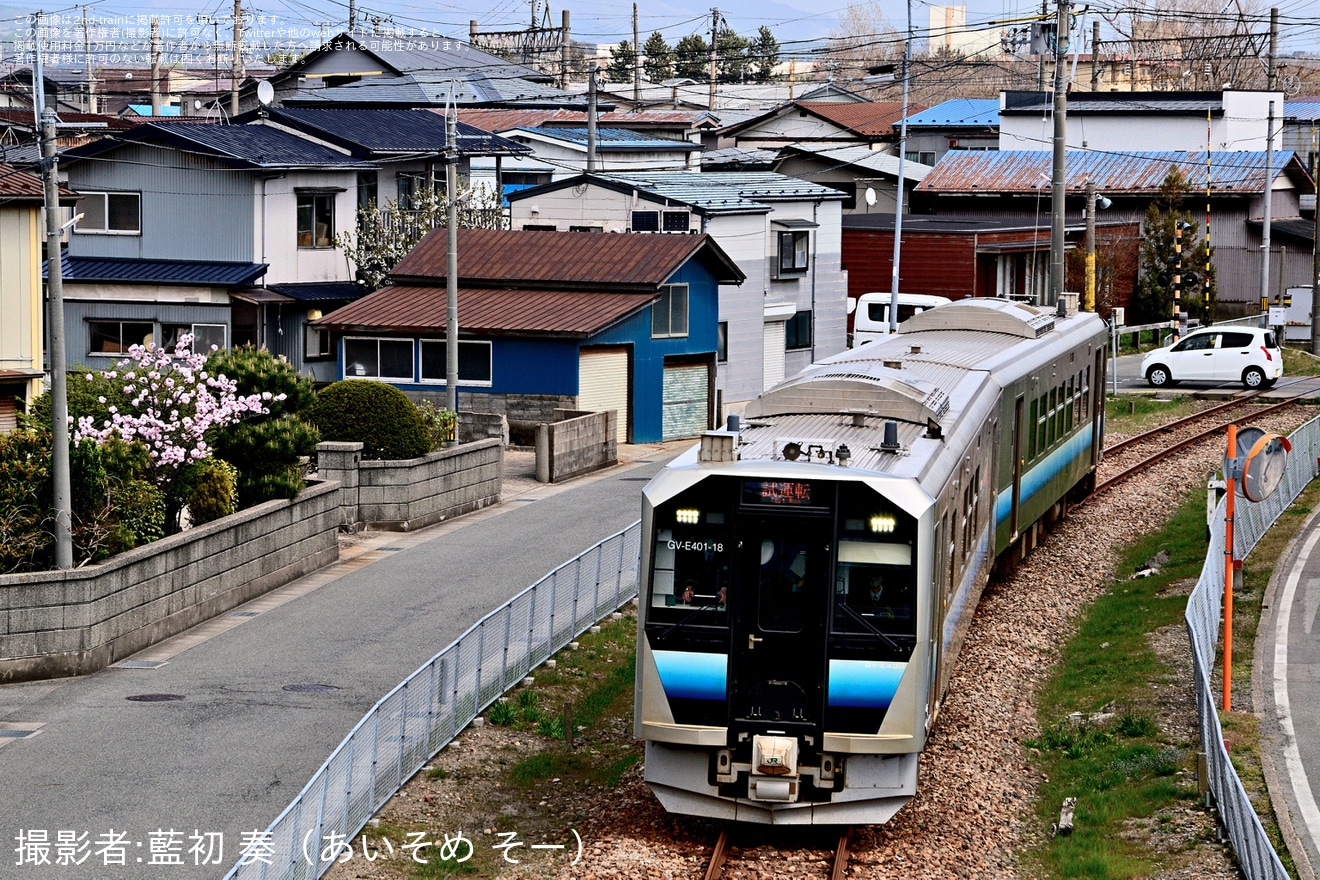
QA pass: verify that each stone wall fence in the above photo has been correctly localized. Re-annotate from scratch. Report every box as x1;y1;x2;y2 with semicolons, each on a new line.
535;409;617;483
0;481;341;683
316;438;503;531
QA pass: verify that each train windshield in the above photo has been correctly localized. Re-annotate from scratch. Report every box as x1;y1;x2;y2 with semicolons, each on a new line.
830;484;918;649
648;481;732;627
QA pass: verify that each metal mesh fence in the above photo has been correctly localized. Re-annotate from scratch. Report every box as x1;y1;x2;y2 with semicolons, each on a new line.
1187;415;1320;880
224;521;643;880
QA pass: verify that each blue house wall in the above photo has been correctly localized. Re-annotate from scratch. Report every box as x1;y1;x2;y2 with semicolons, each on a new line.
334;259;721;443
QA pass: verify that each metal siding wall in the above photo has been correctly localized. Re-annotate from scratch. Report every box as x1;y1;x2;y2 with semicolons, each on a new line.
65;144;256;262
661;364;709;440
578;349;629;443
64;300;231;370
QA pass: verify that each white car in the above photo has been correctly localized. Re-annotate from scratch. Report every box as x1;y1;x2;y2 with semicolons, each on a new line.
1141;326;1282;390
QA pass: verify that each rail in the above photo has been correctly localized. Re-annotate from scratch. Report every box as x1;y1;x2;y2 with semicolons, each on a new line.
224;521;643;880
1187;414;1320;880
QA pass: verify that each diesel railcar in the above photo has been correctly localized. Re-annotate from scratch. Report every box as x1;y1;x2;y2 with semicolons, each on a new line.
634;298;1109;824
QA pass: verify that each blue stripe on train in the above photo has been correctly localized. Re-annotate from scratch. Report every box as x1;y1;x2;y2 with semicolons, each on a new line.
995;427;1093;527
827;659;906;708
654;650;728;701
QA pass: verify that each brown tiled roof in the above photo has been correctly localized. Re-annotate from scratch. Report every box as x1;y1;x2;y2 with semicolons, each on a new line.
0;162;77;203
795;101;921;138
392;228;740;290
314;285;656;337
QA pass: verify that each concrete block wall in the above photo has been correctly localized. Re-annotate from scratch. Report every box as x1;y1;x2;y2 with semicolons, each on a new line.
535;410;617;483
320;438;503;531
0;481;341;683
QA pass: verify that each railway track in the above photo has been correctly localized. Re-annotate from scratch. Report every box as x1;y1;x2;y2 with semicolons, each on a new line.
701;825;853;880
1094;395;1303;497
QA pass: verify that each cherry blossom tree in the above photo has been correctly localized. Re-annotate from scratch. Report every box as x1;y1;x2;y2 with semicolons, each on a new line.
73;335;281;532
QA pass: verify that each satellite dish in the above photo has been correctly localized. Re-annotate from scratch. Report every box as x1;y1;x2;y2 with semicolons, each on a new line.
865;187;877;207
193;99;202;110
256;80;275;106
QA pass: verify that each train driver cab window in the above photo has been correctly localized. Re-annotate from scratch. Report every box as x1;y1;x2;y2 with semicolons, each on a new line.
831;484;918;651
649;487;732;625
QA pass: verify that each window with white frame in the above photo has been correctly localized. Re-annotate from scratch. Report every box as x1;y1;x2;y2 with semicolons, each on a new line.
343;337;414;381
297;193;335;248
420;340;493;385
305;325;333;360
777;230;809;275
652;284;689;338
163;323;227;354
75;192;141;234
88;320;153;355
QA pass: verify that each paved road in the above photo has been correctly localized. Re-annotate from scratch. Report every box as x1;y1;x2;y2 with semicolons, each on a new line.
0;445;681;880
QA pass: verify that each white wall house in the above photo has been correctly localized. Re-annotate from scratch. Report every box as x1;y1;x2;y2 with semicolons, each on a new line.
998;89;1287;153
507;171;847;415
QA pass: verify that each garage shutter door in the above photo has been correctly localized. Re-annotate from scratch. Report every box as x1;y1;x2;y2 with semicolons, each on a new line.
578;348;629;444
763;321;786;391
662;364;709;440
0;397;16;434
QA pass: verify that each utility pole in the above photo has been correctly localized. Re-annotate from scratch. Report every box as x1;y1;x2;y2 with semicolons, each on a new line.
633;3;640;103
1089;20;1098;91
1085;179;1096;311
1049;0;1069;307
587;63;598;172
348;0;356;32
1260;100;1275;309
1174;219;1189;337
150;17;161;116
33;15;74;569
1266;7;1278;91
561;10;570;91
1311;124;1319;354
445;98;459;421
82;7;95;114
887;0;913;331
231;0;243;116
709;8;720;111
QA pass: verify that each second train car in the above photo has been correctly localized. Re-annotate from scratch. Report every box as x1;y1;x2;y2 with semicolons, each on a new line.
634;298;1108;824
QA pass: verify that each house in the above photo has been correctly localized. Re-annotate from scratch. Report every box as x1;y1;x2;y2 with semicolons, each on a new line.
772;144;932;214
506;171;848;414
0;164;78;431
475;128;702;196
457;108;719;145
913;149;1316;314
310;229;745;443
899;98;999;166
1283;100;1320;211
242;106;529;212
998;90;1285;153
840;214;1139;311
260;30;580;112
716;99;921;152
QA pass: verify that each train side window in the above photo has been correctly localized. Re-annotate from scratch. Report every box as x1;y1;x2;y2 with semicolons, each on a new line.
1029;399;1040;460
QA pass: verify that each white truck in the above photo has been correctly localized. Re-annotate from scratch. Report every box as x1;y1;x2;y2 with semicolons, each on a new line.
848;292;952;347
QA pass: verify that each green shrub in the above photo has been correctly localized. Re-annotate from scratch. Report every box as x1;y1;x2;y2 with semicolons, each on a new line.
416;400;458;450
103;478;165;556
23;369;128;432
205;347;320;506
488;700;517;726
185;459;239;525
302;380;430;460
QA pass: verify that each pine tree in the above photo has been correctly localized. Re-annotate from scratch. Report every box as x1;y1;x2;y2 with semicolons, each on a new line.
1130;168;1216;324
643;31;672;82
674;34;710;81
607;39;637;84
716;26;749;82
749;26;779;83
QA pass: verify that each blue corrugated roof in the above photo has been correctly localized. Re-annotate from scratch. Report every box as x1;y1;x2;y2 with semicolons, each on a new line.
51;256;267;285
284;70;582;109
518;127;701;150
917;150;1307;194
266;282;366;302
1287;101;1320;122
591;171;843;214
903;98;998;128
125;104;181;116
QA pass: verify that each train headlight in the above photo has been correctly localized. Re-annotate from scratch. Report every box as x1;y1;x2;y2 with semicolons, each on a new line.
676;508;700;524
870;514;896;533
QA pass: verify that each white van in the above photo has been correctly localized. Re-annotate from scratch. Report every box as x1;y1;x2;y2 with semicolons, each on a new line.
849;293;952;346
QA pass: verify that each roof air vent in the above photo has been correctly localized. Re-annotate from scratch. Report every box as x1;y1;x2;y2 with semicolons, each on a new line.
882;360;902;370
909;344;922;355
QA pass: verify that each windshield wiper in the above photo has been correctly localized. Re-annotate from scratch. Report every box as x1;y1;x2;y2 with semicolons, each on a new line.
838;603;902;652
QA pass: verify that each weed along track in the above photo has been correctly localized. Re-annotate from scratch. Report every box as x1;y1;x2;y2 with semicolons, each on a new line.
323;401;1316;880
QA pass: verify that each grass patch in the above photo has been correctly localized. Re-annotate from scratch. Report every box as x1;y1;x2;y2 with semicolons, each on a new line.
1283;345;1320;378
1104;396;1203;437
1024;476;1320;878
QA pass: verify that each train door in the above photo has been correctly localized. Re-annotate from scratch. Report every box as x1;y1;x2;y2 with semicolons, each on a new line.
1011;394;1024;539
728;514;832;736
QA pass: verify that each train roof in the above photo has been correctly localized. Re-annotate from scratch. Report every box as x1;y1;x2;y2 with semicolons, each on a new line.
727;300;1106;479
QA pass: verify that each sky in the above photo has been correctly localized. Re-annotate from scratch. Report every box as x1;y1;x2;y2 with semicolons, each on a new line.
1;0;1316;80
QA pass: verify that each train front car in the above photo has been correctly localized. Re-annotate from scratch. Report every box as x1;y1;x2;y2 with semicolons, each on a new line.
634;299;1109;825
